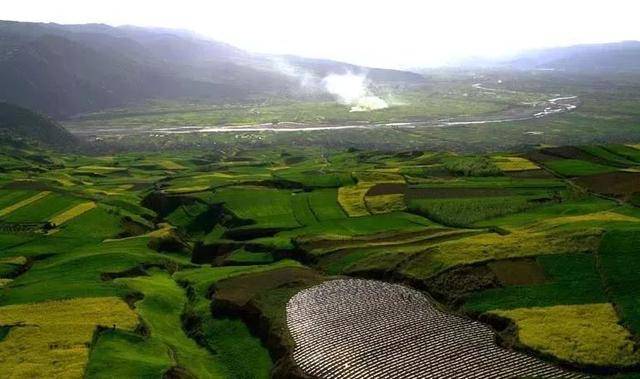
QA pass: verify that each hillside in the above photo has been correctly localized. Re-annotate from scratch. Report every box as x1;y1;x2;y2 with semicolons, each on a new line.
0;142;639;377
508;41;640;72
0;21;425;119
451;41;640;73
0;102;76;149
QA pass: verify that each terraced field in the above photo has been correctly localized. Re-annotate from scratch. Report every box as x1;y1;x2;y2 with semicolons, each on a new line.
0;142;639;377
287;279;583;378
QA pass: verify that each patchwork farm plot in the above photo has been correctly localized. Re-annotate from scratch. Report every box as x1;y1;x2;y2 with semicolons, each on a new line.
287;279;584;378
0;143;639;377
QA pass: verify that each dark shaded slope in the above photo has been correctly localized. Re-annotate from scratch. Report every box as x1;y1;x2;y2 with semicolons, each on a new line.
0;20;425;119
0;102;76;149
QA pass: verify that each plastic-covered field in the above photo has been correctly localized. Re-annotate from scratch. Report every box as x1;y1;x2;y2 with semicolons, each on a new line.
287;279;584;379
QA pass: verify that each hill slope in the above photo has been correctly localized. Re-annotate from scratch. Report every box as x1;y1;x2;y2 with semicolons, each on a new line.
507;41;640;72
0;102;76;149
0;21;424;119
452;41;640;73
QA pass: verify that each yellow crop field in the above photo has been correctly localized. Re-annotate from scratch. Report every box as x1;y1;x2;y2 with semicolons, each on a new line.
365;194;407;214
0;256;27;265
158;160;187;170
0;297;138;378
76;165;126;173
0;191;50;218
165;185;211;194
411;228;602;277
539;211;640;228
493;157;540;171
338;184;373;217
492;303;640;366
49;202;97;226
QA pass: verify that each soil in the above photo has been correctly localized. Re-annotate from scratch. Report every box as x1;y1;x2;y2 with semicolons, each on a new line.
574;171;640;200
488;258;548;286
212;267;323;308
210;267;324;379
539;146;612;165
423;264;500;307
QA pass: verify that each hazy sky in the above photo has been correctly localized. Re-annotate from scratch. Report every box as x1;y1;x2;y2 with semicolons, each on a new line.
4;0;640;68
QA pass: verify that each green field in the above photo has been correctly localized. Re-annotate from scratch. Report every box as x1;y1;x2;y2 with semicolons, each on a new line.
1;141;640;377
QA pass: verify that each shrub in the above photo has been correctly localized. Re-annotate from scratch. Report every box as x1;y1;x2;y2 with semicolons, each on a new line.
443;156;502;177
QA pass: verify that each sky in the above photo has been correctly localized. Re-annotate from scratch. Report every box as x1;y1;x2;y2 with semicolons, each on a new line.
3;0;640;68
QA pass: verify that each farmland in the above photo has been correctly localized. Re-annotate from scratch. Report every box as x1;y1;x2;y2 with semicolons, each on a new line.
61;69;640;154
1;141;640;378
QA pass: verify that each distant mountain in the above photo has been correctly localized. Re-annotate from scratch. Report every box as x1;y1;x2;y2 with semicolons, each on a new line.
452;41;640;73
0;20;424;119
0;102;76;149
506;41;640;72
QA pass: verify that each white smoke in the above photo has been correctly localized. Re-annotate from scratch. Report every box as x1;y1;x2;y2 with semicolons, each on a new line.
268;56;318;90
268;57;389;112
322;72;389;112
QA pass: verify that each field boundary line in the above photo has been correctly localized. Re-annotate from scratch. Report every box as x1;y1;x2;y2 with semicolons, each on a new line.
0;191;51;218
49;201;97;226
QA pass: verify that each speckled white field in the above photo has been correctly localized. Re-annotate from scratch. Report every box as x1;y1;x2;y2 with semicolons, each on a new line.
287;279;585;379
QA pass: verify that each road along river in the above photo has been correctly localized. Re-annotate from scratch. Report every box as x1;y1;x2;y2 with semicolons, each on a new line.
287;279;586;379
69;85;579;137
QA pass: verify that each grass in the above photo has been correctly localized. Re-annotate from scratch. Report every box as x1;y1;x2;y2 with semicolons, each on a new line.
0;297;138;378
0;208;170;305
224;248;274;265
50;201;97;226
401;228;602;280
0;190;40;209
66;91;506;128
114;270;227;378
2;143;640;377
86;329;172;378
273;171;354;188
290;192;317;225
0;256;27;276
338;183;373;217
366;193;407;214
598;229;640;336
307;189;347;220
75;165;128;175
408;196;536;227
544;159;618;177
540;211;640;228
0;191;50;218
579;146;638;167
3;193;80;223
607;144;640;163
492;303;640;367
214;186;299;228
474;197;617;228
409;176;565;189
443;156;502;177
492;156;540;171
266;212;434;250
465;253;607;312
173;262;302;377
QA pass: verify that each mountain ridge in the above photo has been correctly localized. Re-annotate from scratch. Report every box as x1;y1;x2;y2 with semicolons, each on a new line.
0;20;425;119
